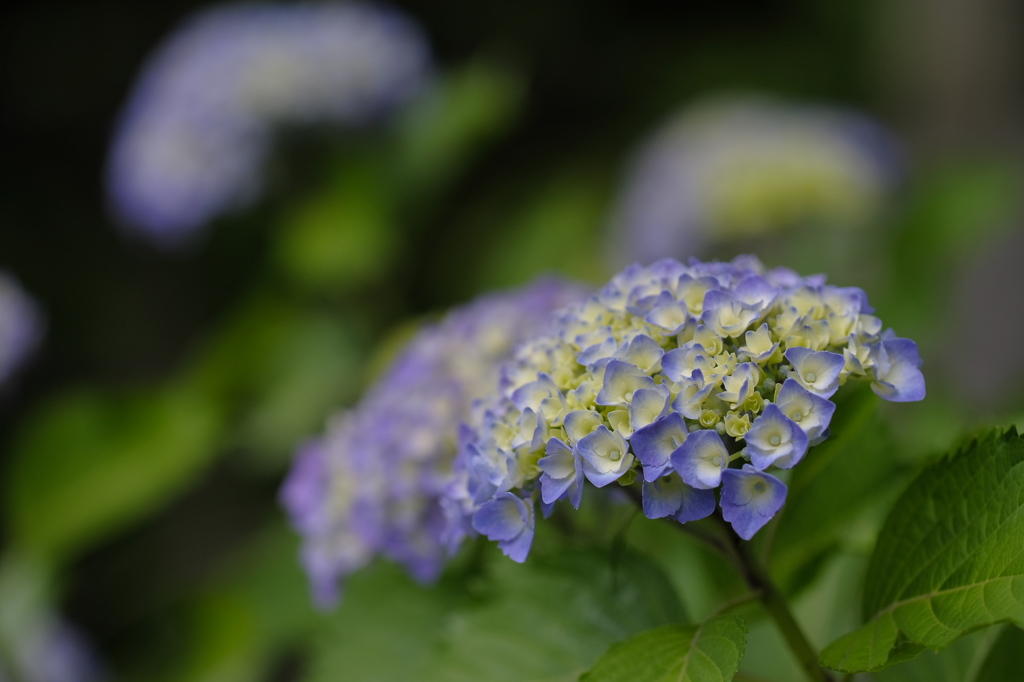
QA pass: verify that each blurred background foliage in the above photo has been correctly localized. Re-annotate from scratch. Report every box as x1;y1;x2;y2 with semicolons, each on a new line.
2;0;1024;680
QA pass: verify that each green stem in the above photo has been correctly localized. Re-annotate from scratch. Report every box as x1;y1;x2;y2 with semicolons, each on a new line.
721;524;833;682
623;485;831;682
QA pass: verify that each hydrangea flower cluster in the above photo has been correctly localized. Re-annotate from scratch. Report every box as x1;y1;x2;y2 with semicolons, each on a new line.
611;97;902;263
448;256;924;562
281;279;585;606
107;2;431;240
0;271;43;389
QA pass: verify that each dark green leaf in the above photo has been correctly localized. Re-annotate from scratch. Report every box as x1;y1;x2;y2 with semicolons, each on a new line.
820;428;1024;673
5;382;224;563
972;624;1024;681
872;625;1007;682
305;563;459;682
770;384;897;592
580;616;746;682
423;548;685;682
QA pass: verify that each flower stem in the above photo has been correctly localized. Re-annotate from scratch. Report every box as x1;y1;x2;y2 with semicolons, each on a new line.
622;486;831;681
721;523;833;682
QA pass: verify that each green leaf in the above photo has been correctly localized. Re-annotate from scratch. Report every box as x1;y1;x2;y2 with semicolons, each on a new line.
472;168;611;291
232;311;365;469
305;563;460;682
872;625;1009;682
187;297;367;471
275;156;398;292
770;384;897;592
158;526;328;682
972;624;1024;681
395;59;526;201
422;548;685;682
5;382;224;563
580;616;747;682
820;428;1024;673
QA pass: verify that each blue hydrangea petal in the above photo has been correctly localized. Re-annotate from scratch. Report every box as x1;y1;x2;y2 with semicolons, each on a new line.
511;374;561;413
538;438;583;508
733;274;779;312
615;333;666;373
775;379;835;444
476;494;535;563
784;346;845;397
563;410;603;444
702;289;759;338
596;360;655;406
661;345;709;382
745;403;809;470
644;291;689;333
628;385;671;430
471;493;527;541
871;338;925;402
720;465;787;540
670;428;728;489
671;372;717;420
631;412;688;482
642;476;683;519
577;426;634;487
675;485;717;523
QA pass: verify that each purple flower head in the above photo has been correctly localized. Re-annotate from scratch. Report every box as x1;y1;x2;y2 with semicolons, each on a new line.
610;96;903;264
452;256;924;557
0;271;44;389
107;2;432;241
280;279;585;606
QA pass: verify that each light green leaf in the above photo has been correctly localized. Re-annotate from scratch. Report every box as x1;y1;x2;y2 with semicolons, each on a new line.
820;428;1024;673
275;156;398;292
580;616;746;682
770;384;897;592
422;548;685;682
5;382;224;563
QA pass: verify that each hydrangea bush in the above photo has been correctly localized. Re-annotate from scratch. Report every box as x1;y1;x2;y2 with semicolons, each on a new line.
107;1;431;239
611;97;902;263
448;256;924;562
281;279;585;605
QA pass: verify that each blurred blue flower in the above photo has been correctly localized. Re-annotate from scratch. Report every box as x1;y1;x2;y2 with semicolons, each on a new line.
450;256;924;560
280;279;586;606
611;96;903;263
0;271;43;389
106;2;431;241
